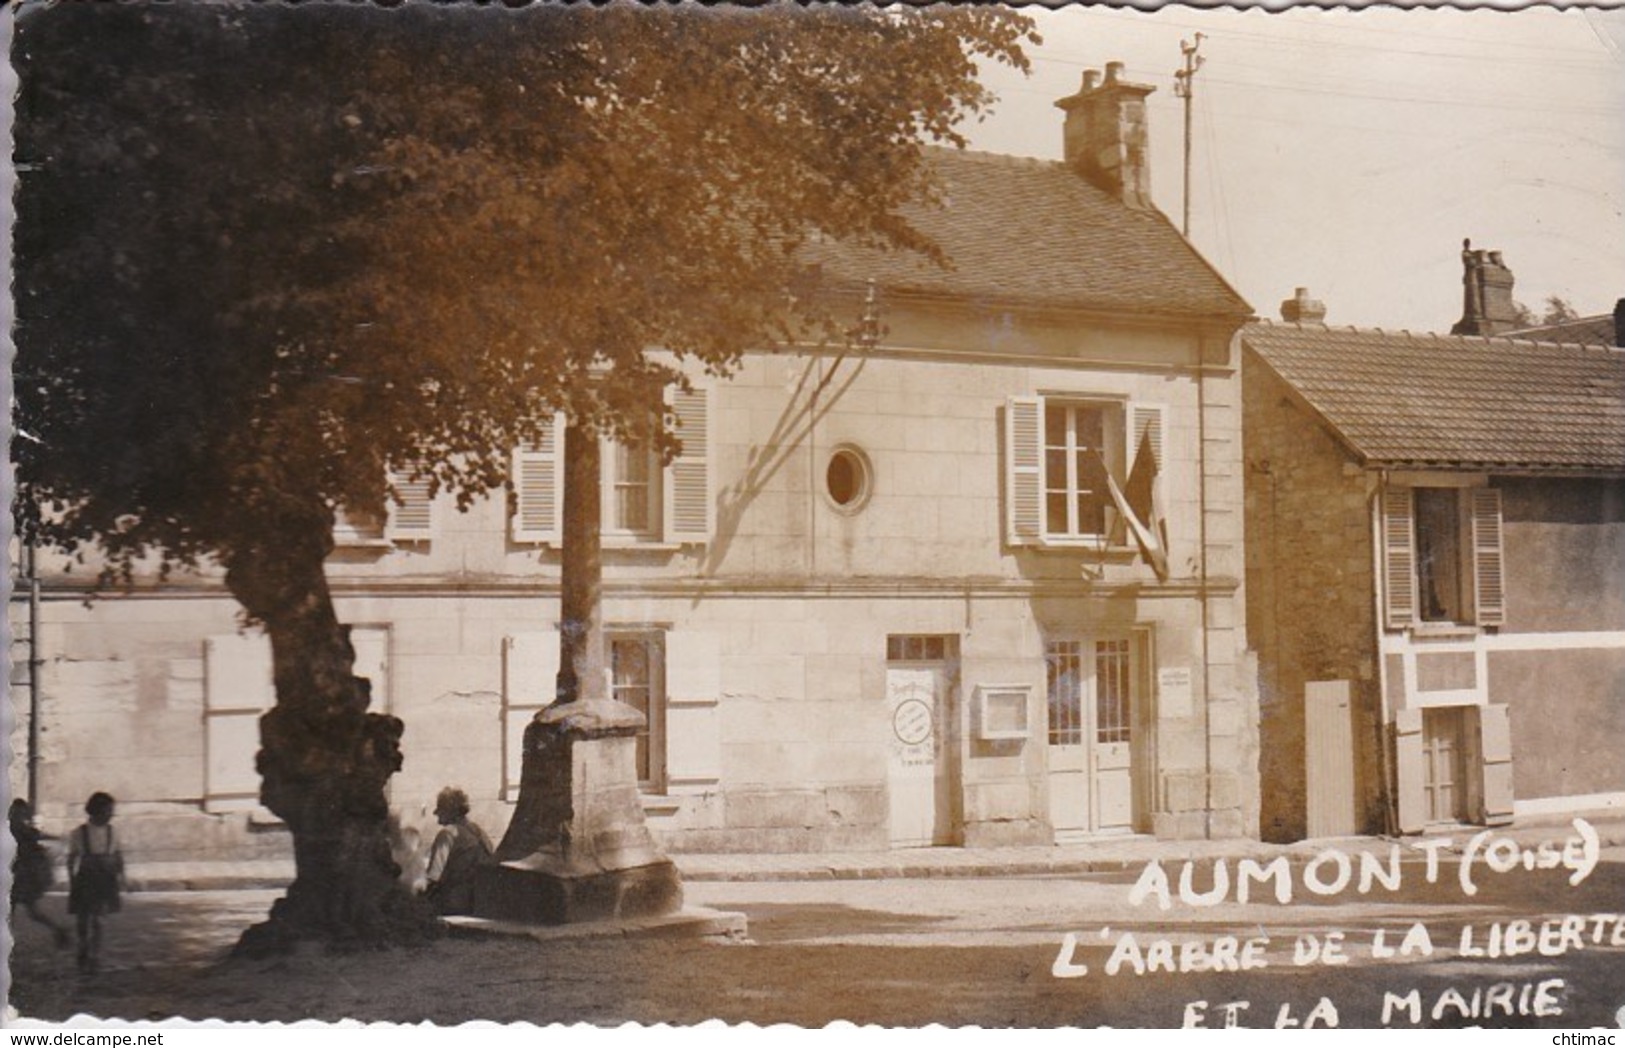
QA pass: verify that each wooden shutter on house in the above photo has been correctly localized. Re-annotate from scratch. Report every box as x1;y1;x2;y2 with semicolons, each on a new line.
664;385;713;544
502;631;560;800
1381;487;1417;629
663;630;722;792
511;416;563;544
203;631;276;812
1392;707;1427;834
1469;487;1506;627
1127;402;1166;469
1473;702;1515;825
384;469;435;542
1005;395;1043;546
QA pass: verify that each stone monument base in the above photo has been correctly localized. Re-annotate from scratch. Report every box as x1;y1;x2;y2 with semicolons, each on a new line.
473;700;684;926
475;851;683;926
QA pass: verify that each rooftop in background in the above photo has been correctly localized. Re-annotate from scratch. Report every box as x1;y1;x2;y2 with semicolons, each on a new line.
1243;321;1625;474
1504;310;1620;349
802;146;1252;322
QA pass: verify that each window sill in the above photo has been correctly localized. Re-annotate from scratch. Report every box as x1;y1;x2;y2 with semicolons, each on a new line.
332;536;394;550
521;539;694;553
1409;623;1481;639
640;793;682;817
1030;540;1140;556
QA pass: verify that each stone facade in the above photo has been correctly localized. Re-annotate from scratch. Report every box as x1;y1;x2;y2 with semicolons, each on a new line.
11;301;1260;860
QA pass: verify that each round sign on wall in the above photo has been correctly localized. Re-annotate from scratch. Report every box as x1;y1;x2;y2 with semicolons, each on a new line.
892;697;934;746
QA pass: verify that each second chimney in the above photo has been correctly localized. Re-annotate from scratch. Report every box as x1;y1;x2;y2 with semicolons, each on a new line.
1055;62;1156;210
1280;288;1327;325
1450;239;1520;336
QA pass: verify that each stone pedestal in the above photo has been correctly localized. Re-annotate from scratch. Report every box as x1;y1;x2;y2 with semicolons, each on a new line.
474;698;682;925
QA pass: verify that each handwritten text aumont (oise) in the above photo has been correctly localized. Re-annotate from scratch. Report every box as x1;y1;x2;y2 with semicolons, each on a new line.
1047;818;1608;1027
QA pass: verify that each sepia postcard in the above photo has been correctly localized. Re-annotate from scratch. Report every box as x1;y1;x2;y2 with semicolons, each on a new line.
5;1;1623;1034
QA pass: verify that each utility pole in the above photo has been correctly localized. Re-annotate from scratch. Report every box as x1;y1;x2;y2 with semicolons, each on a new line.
1174;33;1205;239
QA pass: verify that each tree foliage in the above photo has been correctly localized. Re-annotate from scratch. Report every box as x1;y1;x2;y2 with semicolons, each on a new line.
14;1;1035;948
16;2;1034;572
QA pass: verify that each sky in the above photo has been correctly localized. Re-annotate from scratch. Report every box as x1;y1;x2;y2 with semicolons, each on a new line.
962;5;1625;334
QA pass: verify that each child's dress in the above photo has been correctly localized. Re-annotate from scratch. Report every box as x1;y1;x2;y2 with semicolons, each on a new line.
9;817;55;908
67;823;123;915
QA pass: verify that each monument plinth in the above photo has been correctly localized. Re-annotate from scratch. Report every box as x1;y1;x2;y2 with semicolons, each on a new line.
475;698;682;925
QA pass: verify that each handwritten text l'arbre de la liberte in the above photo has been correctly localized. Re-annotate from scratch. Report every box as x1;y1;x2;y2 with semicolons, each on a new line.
1047;818;1609;1027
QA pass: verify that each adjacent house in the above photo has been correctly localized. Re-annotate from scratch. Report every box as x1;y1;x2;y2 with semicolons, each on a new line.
11;63;1262;859
1243;266;1625;843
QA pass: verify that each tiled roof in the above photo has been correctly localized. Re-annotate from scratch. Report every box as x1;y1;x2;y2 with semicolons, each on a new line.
1244;321;1625;473
801;147;1252;320
1504;314;1616;348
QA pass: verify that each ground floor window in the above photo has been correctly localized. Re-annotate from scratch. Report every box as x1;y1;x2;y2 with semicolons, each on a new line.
610;631;666;790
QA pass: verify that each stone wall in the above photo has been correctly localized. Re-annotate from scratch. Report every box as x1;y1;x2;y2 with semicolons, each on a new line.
1242;353;1383;841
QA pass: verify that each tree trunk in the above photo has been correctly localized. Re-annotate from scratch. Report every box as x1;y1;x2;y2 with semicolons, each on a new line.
224;503;436;955
558;419;607;708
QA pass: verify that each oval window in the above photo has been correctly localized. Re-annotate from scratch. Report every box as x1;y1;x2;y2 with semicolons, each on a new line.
825;447;872;512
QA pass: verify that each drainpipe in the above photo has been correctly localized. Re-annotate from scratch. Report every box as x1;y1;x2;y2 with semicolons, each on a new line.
1370;470;1398;837
1198;337;1213;839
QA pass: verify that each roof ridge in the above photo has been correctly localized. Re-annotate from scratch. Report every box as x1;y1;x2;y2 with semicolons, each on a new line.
923;143;1060;170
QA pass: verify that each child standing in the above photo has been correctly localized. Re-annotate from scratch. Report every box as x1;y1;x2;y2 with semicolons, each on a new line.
8;799;72;948
67;791;124;974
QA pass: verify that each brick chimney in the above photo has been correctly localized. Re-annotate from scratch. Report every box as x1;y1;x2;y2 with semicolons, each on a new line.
1054;62;1156;210
1279;288;1327;325
1450;239;1520;336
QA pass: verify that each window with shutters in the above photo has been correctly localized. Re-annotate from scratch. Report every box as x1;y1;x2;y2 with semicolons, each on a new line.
1381;485;1504;630
509;385;712;547
502;628;677;798
334;470;434;546
1006;395;1163;549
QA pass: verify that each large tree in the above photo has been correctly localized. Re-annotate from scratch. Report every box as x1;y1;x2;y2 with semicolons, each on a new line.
13;2;1034;950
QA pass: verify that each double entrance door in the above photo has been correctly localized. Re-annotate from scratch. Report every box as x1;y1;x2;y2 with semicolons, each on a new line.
1046;637;1146;838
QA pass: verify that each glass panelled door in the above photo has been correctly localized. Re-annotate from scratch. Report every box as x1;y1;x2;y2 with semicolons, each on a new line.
1423;707;1468;824
1047;637;1137;838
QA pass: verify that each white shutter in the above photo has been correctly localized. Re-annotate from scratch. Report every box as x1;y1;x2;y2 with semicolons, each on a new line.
1474;702;1515;824
1127;402;1165;470
1005;395;1043;547
511;416;563;544
203;632;276;812
1470;488;1506;627
663;630;721;792
664;385;713;544
1392;708;1426;835
384;469;434;542
503;631;560;799
1381;488;1417;629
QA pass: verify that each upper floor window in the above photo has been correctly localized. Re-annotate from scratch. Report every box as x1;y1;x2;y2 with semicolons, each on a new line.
1382;485;1504;630
332;470;434;547
1044;401;1115;539
511;385;712;547
607;442;661;540
1006;395;1165;551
